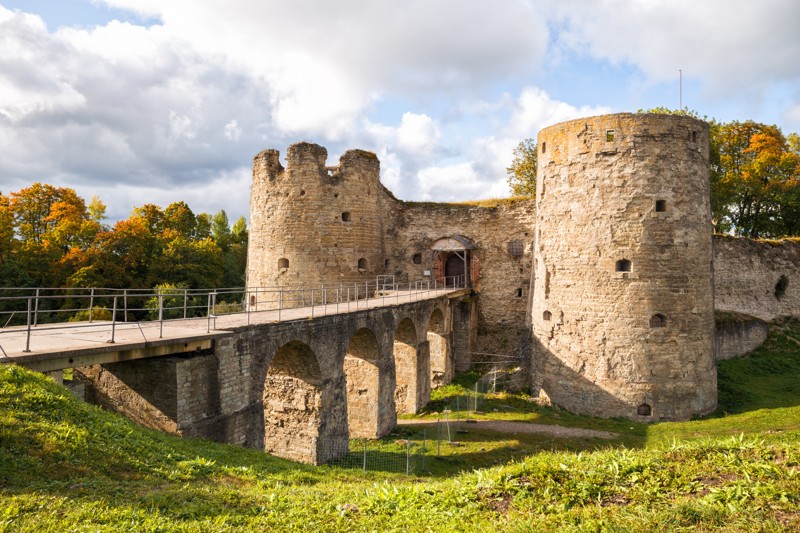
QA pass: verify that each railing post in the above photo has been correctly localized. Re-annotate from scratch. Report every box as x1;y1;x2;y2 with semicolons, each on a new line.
109;296;117;344
158;293;164;339
24;297;32;352
246;289;251;325
311;288;315;318
355;284;358;310
183;288;188;319
336;287;340;314
212;291;217;331
88;288;95;323
365;281;369;307
278;289;283;321
347;287;350;312
123;289;128;322
33;288;40;327
323;287;327;315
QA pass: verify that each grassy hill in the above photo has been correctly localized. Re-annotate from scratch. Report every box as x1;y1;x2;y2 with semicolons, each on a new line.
1;322;799;531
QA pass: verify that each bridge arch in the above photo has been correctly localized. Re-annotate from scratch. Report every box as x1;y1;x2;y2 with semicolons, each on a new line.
393;317;420;414
428;307;451;388
345;327;381;438
263;340;324;463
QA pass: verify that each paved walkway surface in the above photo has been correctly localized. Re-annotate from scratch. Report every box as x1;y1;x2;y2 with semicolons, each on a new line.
0;288;462;361
398;418;618;439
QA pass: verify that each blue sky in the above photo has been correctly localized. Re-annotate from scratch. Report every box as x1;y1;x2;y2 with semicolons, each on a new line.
1;0;798;223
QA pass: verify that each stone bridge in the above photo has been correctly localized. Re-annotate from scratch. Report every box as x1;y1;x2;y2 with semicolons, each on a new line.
2;288;475;464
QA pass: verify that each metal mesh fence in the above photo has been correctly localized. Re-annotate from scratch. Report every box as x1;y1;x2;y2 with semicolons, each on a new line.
322;434;429;475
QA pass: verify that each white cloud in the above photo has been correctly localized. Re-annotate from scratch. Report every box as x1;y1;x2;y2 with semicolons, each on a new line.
545;0;800;94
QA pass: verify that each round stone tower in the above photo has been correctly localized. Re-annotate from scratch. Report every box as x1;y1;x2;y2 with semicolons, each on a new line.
247;142;385;293
530;113;716;421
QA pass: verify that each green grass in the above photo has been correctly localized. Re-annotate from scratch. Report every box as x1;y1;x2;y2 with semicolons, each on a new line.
1;322;800;531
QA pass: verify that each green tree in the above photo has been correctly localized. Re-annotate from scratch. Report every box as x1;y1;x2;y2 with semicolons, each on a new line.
506;138;537;197
211;210;232;251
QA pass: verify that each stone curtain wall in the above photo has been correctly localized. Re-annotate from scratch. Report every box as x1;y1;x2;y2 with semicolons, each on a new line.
531;113;717;421
380;193;536;330
713;235;800;321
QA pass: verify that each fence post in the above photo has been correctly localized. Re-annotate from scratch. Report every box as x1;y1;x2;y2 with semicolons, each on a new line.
123;289;128;322
365;281;369;307
355;284;358;310
183;289;188;319
279;289;283;321
406;439;411;475
24;297;32;353
33;288;40;327
311;288;315;318
437;418;441;457
363;440;367;472
456;396;460;433
246;289;251;325
109;296;117;344
323;287;327;315
158;293;164;339
88;288;95;323
421;429;426;471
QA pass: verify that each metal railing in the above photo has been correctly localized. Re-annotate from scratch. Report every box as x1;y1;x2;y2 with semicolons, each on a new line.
0;275;468;354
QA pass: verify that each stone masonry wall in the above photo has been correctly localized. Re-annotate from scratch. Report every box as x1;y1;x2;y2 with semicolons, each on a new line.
713;235;800;322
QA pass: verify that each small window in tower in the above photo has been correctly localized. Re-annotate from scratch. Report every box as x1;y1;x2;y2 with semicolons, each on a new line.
300;189;306;196
655;199;667;212
278;257;289;270
384;259;389;269
412;253;422;265
775;275;789;300
341;211;351;222
692;131;698;142
543;310;552;321
357;258;367;271
615;259;632;272
637;403;652;416
606;130;615;142
507;239;524;259
650;314;666;328
541;142;546;153
515;288;523;298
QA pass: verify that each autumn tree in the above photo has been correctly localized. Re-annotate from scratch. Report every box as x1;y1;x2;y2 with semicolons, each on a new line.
506;138;537;197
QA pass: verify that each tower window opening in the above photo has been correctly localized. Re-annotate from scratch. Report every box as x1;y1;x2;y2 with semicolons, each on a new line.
541;142;546;153
507;239;524;259
775;275;789;300
384;259;389;269
649;314;666;328
615;259;631;272
606;130;615;142
341;211;351;222
300;189;306;196
655;199;667;212
278;257;289;270
691;131;698;142
637;403;652;416
357;258;367;271
515;288;523;298
543;310;552;321
412;253;422;265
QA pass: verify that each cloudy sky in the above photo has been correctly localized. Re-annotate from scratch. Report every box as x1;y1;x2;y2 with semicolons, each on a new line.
1;0;799;223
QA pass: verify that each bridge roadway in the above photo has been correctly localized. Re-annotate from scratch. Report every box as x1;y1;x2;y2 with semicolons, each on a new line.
0;287;466;373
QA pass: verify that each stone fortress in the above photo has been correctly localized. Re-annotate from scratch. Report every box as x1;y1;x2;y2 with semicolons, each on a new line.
247;112;800;423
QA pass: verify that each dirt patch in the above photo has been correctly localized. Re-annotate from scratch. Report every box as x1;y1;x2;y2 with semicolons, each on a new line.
398;419;617;439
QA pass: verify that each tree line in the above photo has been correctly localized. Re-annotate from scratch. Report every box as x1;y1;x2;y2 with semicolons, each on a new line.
0;183;248;291
507;110;800;239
